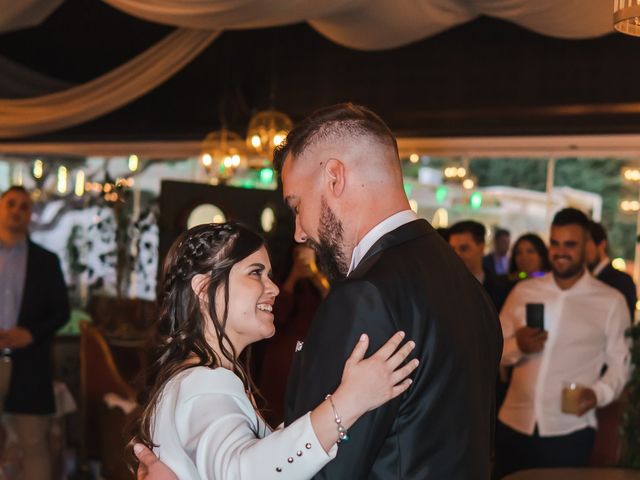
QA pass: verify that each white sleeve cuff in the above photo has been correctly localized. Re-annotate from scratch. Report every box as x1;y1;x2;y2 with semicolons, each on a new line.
501;337;523;366
258;412;337;478
591;381;614;407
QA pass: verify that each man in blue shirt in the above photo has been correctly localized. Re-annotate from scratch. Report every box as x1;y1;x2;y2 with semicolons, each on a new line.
0;186;69;480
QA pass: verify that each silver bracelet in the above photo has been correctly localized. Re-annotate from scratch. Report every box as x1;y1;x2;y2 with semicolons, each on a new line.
325;394;350;443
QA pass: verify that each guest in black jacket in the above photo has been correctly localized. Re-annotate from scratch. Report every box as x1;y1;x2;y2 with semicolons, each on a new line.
449;220;510;312
586;221;637;321
483;228;511;277
0;186;69;480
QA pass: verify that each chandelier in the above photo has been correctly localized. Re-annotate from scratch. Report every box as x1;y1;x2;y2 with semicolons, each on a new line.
614;0;640;36
245;109;293;161
200;128;247;182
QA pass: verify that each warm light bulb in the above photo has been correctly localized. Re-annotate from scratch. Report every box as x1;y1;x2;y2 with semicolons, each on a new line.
457;167;467;178
273;131;287;146
409;153;419;164
202;154;213;167
128;154;139;172
57;166;68;194
612;258;627;271
33;159;43;179
251;134;262;149
223;156;233;168
231;154;241;167
463;179;475;189
75;171;85;197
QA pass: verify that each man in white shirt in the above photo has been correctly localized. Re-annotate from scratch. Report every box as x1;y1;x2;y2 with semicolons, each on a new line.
495;208;630;478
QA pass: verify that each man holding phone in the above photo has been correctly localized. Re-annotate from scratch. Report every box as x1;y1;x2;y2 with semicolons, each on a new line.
495;208;630;478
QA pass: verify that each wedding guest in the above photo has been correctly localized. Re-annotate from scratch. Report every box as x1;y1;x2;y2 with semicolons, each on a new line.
128;222;417;479
509;233;551;281
495;208;630;478
586;221;637;320
449;220;509;311
0;186;70;480
483;228;511;276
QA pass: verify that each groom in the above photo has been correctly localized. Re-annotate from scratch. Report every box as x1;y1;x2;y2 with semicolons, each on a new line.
137;104;502;478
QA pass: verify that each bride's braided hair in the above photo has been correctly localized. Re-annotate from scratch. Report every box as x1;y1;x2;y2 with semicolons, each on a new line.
128;221;266;463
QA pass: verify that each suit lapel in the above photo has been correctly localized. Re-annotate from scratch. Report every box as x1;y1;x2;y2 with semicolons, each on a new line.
16;241;35;327
351;219;431;277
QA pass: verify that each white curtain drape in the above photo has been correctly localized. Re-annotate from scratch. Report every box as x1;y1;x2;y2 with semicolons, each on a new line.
0;0;63;33
102;0;355;30
0;54;71;98
0;28;218;139
101;0;614;50
0;0;614;42
0;0;615;138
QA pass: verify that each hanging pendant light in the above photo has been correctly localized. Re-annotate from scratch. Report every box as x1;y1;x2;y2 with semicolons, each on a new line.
614;0;640;36
200;128;248;182
245;109;293;162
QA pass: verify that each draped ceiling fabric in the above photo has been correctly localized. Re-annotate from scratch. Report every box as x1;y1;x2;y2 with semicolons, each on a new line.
0;29;218;138
0;55;71;98
102;0;615;49
0;0;616;138
0;0;63;34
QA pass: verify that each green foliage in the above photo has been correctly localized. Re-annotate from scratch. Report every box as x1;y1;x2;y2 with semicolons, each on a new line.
470;157;636;259
620;323;640;468
471;157;547;192
556;158;634;260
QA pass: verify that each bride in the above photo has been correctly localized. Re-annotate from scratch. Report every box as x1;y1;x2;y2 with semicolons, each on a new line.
129;222;418;479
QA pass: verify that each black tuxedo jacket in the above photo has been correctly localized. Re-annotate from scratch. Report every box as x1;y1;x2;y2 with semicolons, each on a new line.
597;263;637;321
482;270;509;313
5;240;69;414
284;220;503;479
482;254;496;277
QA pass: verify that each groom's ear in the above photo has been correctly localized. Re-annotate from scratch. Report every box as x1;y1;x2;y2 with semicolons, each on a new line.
324;158;345;198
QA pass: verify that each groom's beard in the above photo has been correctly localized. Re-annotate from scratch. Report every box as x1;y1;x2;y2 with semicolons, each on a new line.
308;198;349;281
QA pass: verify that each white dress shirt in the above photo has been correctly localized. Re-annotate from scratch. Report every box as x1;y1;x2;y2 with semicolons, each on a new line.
499;272;630;437
152;367;336;479
347;210;418;275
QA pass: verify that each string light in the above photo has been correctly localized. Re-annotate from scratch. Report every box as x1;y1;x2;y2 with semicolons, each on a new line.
128;154;139;172
33;159;43;179
57;166;68;194
622;167;640;182
621;200;640;212
75;171;85;197
612;258;627;271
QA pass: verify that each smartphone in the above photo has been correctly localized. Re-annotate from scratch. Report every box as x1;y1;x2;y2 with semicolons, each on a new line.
526;303;544;330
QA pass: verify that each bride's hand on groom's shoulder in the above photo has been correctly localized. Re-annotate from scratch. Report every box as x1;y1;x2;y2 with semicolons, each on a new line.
134;443;177;480
335;331;419;417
